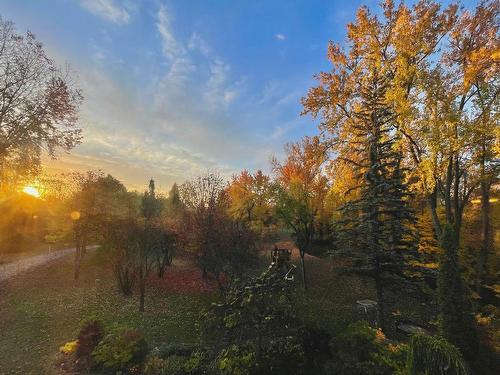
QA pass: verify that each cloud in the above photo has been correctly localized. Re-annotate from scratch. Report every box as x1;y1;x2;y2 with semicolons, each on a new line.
79;0;131;24
275;33;286;41
156;4;185;60
48;3;278;189
154;5;242;109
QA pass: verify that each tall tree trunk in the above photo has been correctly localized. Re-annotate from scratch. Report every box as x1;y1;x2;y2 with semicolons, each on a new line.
299;250;307;290
444;157;453;224
139;263;146;312
453;154;462;246
74;242;81;281
73;221;82;280
427;188;442;240
476;166;491;293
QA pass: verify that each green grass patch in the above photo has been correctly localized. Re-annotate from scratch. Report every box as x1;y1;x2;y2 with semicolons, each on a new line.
293;256;376;333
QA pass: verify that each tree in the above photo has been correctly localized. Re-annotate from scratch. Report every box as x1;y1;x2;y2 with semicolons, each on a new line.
180;172;257;293
200;269;303;374
69;171;132;280
165;182;184;216
137;178;166;311
470;81;500;292
272;136;328;290
0;17;82;190
339;73;418;332
227;170;274;234
109;218;139;296
437;224;478;358
302;4;422;327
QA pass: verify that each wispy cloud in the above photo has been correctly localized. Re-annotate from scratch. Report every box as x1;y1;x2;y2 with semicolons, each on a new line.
275;33;286;40
154;4;242;109
41;2;302;188
80;0;130;24
156;4;185;60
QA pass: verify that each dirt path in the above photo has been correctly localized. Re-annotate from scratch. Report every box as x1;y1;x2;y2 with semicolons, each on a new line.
0;246;98;282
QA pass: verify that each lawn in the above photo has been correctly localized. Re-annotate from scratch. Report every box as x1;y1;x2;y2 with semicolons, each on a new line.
0;248;216;375
0;240;374;374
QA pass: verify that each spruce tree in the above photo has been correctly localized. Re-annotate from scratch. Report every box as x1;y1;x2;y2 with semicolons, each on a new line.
437;224;478;358
166;182;184;215
338;71;418;331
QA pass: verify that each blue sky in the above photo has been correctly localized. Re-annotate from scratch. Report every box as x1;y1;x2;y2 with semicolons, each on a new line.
0;0;477;190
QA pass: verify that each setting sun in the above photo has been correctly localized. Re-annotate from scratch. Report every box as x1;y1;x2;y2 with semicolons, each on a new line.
22;185;41;198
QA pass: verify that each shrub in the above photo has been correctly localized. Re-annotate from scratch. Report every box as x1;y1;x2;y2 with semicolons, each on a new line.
259;337;304;374
92;328;148;373
183;351;205;374
114;257;137;296
76;319;104;365
299;326;332;372
59;340;79;355
198;270;308;374
217;344;257;375
327;321;401;375
144;355;188;375
406;334;469;375
152;342;194;358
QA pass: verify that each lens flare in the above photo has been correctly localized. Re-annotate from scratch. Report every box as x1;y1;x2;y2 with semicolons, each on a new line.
22;186;41;198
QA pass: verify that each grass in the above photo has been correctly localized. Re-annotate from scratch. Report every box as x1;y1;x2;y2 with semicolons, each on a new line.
4;238;493;374
0;248;215;375
0;240;374;374
293;255;377;333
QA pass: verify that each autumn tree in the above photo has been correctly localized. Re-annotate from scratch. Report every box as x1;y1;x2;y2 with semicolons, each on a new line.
0;17;82;190
69;171;133;280
135;178;180;310
227;169;274;234
180;172;256;293
272;136;329;289
165;182;184;216
302;2;431;328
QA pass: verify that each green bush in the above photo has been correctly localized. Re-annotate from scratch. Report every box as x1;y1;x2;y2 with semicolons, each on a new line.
326;321;402;375
144;355;188;375
259;337;304;374
75;319;105;369
152;342;194;358
183;351;205;374
406;334;469;375
217;344;257;375
92;328;148;373
299;326;332;372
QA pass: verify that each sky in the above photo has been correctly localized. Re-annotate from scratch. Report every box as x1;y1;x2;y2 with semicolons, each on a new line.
0;0;478;191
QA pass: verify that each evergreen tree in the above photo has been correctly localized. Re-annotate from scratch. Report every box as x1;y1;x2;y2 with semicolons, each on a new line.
166;182;184;215
141;178;161;220
437;224;478;358
337;71;418;331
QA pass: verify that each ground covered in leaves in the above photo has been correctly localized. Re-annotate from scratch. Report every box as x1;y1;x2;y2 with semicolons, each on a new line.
0;241;442;374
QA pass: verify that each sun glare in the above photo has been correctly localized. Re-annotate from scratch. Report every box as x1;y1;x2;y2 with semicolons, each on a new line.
22;185;41;198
